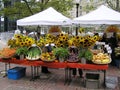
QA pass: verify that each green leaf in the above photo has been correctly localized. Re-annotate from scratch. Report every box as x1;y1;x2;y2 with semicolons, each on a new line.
53;47;69;59
16;46;28;56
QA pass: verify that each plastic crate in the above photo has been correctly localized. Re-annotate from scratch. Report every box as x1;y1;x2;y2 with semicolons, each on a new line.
7;67;26;80
85;73;100;89
105;76;118;89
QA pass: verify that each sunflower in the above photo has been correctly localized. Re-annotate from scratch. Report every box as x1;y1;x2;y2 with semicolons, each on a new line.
75;36;80;40
14;34;23;39
25;38;29;42
79;27;85;33
20;42;24;47
79;37;85;42
68;40;73;46
59;33;64;37
27;40;32;46
60;44;64;47
15;39;20;46
7;39;17;47
93;35;98;41
55;41;60;47
37;42;44;47
62;36;67;40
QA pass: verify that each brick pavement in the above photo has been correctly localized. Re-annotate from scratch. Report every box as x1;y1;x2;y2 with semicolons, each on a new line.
0;63;120;90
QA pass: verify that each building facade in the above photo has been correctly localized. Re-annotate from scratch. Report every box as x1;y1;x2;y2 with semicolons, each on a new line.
70;0;106;18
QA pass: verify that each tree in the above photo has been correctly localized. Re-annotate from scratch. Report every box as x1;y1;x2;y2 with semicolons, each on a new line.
0;0;2;31
81;0;105;14
106;0;120;12
0;0;73;20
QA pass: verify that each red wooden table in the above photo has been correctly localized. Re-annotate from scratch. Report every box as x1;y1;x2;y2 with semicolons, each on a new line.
0;59;108;85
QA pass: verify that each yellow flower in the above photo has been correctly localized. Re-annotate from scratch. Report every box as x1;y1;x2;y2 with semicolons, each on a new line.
59;33;64;37
62;36;67;41
15;39;20;46
79;37;85;42
20;42;24;47
68;40;73;46
60;44;64;47
93;36;98;41
79;27;85;33
14;34;23;39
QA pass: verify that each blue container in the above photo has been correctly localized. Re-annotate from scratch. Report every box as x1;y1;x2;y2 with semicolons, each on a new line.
7;67;26;80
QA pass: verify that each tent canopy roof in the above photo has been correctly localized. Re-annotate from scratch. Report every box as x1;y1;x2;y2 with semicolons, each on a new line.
17;7;71;26
73;5;120;24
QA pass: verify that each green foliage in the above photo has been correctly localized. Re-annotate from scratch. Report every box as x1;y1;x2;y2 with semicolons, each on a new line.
16;46;28;56
53;47;69;59
78;49;93;61
106;0;120;12
27;46;42;58
46;0;73;17
0;0;74;20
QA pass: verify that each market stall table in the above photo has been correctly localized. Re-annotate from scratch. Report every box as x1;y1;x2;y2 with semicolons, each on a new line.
0;59;108;86
0;59;40;81
0;59;67;81
67;63;108;86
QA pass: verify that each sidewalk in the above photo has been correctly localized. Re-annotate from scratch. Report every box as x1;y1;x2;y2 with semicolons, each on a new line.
0;63;120;90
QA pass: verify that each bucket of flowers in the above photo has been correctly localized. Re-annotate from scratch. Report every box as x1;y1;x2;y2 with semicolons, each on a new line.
68;30;100;64
53;47;69;62
15;46;28;60
7;34;37;60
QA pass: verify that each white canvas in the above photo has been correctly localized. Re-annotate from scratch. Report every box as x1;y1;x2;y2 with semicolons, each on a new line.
17;7;71;26
73;5;120;24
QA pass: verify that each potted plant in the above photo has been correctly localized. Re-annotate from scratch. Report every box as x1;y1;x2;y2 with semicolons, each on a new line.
78;49;93;64
16;46;28;60
53;47;69;62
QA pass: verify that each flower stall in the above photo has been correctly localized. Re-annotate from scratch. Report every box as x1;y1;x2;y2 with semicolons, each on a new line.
0;26;110;88
0;25;111;65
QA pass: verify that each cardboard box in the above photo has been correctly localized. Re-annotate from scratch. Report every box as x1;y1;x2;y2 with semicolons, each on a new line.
7;67;26;80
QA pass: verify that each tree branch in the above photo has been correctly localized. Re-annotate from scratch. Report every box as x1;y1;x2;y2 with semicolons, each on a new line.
44;0;50;5
22;0;33;15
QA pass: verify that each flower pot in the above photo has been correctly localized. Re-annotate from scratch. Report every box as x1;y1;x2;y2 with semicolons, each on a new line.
20;54;24;60
59;57;64;62
81;57;86;64
86;60;93;64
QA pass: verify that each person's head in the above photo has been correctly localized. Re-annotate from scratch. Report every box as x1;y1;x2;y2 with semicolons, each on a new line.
113;32;116;37
94;33;99;36
103;33;107;38
69;47;78;54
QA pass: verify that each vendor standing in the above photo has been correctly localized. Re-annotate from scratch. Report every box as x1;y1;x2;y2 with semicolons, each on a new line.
115;40;120;68
68;46;83;78
108;32;118;66
41;43;52;73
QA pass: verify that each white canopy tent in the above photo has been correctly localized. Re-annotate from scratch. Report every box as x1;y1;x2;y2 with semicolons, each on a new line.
17;7;72;26
73;5;120;25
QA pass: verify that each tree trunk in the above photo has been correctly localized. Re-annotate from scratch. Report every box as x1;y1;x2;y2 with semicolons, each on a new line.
4;1;11;32
0;17;1;32
116;0;119;11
